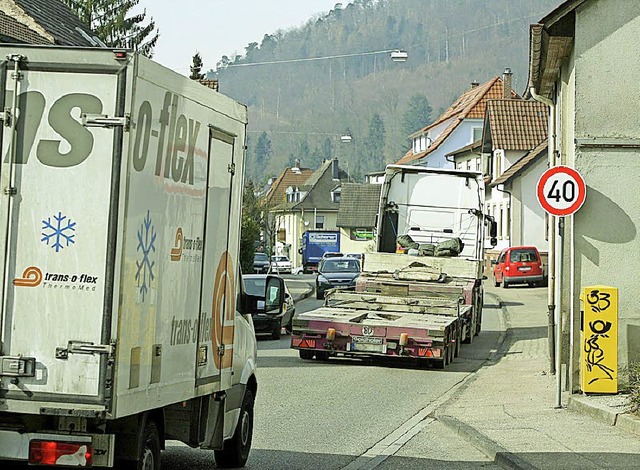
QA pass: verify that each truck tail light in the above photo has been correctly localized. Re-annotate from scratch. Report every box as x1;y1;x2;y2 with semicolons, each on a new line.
326;328;336;341
399;333;409;346
29;440;93;466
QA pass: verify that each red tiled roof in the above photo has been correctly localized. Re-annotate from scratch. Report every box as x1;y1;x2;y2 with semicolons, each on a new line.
263;167;313;206
486;100;548;150
398;77;517;165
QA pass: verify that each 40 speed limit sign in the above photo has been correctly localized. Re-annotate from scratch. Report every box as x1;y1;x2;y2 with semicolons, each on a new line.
537;165;586;216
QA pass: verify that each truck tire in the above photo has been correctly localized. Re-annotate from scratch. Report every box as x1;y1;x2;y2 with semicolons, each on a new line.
299;350;314;360
316;289;323;300
271;320;282;340
215;389;254;469
120;420;161;470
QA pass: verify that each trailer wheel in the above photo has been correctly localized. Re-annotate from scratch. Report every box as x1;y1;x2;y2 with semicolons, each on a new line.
271;320;282;340
299;350;314;360
120;419;161;470
215;389;254;469
315;351;330;361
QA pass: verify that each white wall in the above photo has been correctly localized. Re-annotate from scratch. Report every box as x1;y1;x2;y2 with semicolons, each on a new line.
519;158;547;250
421;119;484;168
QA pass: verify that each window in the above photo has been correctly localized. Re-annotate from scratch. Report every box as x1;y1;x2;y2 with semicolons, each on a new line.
505;205;511;240
499;206;505;239
472;127;483;142
315;215;325;229
351;228;374;241
476;157;481;172
277;228;286;242
466;160;472;171
332;187;341;203
456;162;463;170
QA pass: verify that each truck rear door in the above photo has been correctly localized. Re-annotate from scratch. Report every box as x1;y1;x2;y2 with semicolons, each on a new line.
0;52;123;405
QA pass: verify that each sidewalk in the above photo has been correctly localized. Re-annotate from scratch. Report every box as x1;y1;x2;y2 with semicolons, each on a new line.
436;284;640;469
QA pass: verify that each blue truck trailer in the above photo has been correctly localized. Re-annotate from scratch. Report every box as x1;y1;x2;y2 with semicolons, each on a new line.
300;230;340;273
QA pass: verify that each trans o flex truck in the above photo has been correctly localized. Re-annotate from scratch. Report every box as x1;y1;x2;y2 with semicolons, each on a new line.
0;45;285;468
299;230;340;273
292;165;496;369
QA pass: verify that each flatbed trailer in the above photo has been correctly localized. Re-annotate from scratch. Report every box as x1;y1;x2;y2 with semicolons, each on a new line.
291;253;480;369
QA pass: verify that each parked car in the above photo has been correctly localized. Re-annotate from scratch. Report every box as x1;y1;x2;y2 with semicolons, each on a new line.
316;257;361;300
270;255;293;274
492;246;544;288
253;252;270;273
243;274;295;339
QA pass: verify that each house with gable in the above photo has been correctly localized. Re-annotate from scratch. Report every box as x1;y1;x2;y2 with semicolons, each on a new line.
0;0;98;46
397;69;518;168
268;159;348;269
482;99;549;252
448;99;549;273
528;0;640;392
336;183;382;255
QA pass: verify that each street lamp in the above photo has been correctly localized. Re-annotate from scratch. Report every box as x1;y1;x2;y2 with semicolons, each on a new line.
390;49;408;62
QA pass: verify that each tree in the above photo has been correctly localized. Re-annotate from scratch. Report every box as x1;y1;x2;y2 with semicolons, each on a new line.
63;0;159;57
240;181;261;274
364;113;386;171
254;132;273;172
402;93;433;137
190;52;205;80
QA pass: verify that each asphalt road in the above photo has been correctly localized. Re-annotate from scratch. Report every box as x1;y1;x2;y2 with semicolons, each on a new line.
162;276;502;469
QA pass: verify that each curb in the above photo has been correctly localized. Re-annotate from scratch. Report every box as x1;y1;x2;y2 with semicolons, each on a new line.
567;395;640;436
436;415;537;470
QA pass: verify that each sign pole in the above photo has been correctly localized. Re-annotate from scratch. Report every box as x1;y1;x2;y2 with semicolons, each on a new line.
555;216;564;409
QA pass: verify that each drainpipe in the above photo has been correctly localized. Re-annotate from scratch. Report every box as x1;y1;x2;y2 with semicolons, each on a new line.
530;86;561;406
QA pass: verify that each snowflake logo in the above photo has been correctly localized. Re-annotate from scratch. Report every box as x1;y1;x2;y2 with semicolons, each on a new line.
41;212;76;252
135;210;156;302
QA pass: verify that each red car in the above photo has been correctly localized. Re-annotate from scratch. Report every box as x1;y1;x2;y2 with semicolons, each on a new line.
492;246;544;288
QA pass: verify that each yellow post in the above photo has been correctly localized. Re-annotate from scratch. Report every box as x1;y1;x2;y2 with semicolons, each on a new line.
580;286;618;394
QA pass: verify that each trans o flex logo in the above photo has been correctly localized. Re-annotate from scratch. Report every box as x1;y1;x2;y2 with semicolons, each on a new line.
14;266;98;291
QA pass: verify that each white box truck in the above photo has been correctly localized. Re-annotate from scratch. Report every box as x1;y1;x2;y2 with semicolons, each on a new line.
0;45;284;468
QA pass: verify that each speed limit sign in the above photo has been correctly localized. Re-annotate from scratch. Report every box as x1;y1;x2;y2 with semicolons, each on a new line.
537;166;586;216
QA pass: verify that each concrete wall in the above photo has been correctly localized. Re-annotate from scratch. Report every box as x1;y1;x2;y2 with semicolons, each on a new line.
339;228;376;255
563;0;640;390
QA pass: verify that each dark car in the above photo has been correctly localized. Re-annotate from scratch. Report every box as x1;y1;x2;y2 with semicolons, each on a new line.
253;252;270;273
244;274;294;339
316;257;361;300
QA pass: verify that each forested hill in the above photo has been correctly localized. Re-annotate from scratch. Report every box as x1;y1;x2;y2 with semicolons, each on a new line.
214;0;562;184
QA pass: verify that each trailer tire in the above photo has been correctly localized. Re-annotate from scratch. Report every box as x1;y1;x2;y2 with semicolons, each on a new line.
299;350;314;360
215;389;254;469
120;419;161;470
315;351;330;361
271;320;282;340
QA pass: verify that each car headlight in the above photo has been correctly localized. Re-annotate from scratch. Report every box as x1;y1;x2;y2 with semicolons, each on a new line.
317;275;330;284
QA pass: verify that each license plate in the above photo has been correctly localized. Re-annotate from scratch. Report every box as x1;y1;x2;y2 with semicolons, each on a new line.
352;335;383;344
518;266;532;271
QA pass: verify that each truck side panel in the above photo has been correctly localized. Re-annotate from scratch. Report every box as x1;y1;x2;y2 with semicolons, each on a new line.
113;56;247;418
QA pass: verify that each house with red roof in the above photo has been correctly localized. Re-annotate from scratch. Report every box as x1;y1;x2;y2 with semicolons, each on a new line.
397;69;518;168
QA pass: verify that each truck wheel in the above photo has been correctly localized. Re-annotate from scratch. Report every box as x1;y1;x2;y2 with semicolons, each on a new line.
215;389;254;469
299;350;314;360
120;420;161;470
315;351;329;361
271;320;282;340
316;289;323;300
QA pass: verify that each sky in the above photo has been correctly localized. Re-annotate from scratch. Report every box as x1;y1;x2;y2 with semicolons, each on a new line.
135;0;344;75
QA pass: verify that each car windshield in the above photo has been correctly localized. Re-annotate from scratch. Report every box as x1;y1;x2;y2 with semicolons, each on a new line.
510;249;538;263
320;259;360;273
243;277;265;296
271;256;289;262
254;253;268;262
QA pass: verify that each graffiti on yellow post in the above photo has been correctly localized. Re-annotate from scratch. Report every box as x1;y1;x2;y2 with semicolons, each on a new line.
581;286;618;394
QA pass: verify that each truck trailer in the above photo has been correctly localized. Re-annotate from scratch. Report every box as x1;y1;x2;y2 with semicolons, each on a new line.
292;165;495;369
299;230;340;273
0;45;285;468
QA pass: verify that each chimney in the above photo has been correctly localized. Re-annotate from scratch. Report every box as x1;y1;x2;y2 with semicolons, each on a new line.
471;80;479;89
503;67;513;99
292;158;301;173
332;158;339;180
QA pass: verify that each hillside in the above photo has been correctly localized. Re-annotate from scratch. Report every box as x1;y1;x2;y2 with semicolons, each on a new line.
214;0;563;183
